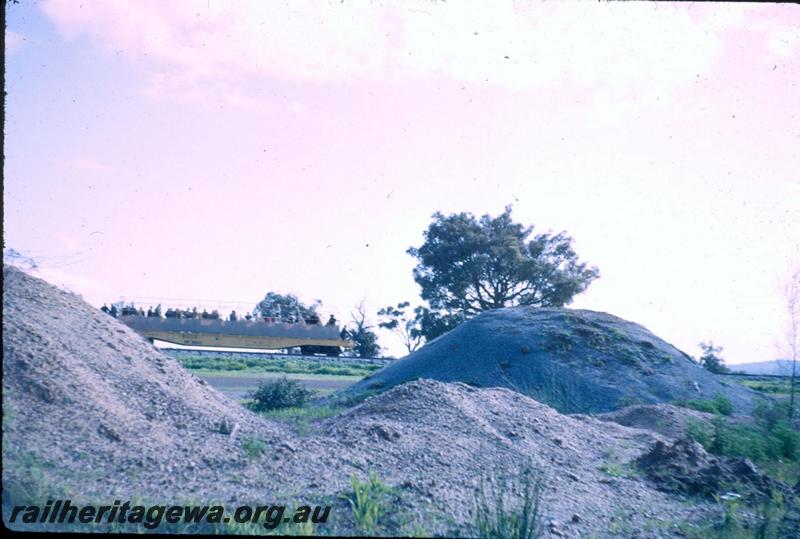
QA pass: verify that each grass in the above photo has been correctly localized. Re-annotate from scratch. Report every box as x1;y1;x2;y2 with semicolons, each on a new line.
674;490;796;539
684;402;800;464
257;405;344;435
242;436;267;459
473;466;546;539
597;462;638;479
341;472;391;535
738;379;793;395
675;394;735;416
175;354;382;378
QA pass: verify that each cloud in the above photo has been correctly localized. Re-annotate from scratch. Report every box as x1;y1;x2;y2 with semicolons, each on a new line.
38;1;793;106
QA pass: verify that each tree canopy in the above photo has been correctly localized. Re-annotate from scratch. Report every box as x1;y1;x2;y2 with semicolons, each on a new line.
377;301;426;353
698;341;730;374
407;206;599;317
253;292;321;322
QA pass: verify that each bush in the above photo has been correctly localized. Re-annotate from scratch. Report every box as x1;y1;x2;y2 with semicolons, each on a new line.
246;377;315;412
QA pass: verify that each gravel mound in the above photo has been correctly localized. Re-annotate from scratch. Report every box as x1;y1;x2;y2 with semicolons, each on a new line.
347;306;763;414
293;379;716;537
594;404;716;439
1;267;727;536
2;266;288;506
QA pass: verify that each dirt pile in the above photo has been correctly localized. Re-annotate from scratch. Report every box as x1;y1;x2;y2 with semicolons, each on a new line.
635;438;791;502
1;266;735;536
594;404;715;439
347;306;763;414
2;266;287;505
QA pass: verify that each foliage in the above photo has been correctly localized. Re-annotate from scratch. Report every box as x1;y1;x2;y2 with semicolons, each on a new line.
407;206;599;318
241;436;267;459
175;354;380;377
473;466;545;539
377;301;426;353
698;341;730;374
258;405;343;436
677;394;735;416
685;402;800;464
412;305;466;342
598;462;638;478
253;292;321;322
677;490;793;539
740;379;792;395
341;472;391;535
347;301;382;358
245;377;315;412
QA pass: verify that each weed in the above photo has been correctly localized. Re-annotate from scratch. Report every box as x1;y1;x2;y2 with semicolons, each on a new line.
473;466;545;539
242;436;267;459
341;472;391;535
260;405;343;436
598;462;638;479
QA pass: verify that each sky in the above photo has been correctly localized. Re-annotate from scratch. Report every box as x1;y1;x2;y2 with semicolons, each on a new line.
4;1;800;362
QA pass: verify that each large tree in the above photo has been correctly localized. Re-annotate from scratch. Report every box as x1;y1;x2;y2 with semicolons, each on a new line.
407;206;599;317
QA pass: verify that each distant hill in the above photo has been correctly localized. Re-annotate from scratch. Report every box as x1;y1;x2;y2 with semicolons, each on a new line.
730;360;793;376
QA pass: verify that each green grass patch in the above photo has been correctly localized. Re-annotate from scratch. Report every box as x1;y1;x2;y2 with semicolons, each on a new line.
242;436;267;459
675;394;735;416
598;462;639;479
738;379;792;395
175;354;382;377
685;402;800;465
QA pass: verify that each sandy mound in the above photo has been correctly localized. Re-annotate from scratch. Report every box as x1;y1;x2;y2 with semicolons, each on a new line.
594;404;716;439
2;266;287;506
347;306;763;414
3;267;735;536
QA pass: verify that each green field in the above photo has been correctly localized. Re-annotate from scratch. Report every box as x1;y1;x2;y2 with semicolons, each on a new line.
172;353;381;400
737;378;794;395
172;353;383;377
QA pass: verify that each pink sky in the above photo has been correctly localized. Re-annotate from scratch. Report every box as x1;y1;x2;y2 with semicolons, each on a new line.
4;1;800;361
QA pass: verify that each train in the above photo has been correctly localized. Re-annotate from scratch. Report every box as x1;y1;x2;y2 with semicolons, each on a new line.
119;315;353;356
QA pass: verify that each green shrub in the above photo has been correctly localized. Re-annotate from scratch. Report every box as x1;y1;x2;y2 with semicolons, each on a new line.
246;377;315;412
473;467;545;539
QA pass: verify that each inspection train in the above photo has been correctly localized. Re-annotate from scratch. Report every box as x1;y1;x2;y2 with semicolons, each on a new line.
119;315;352;356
